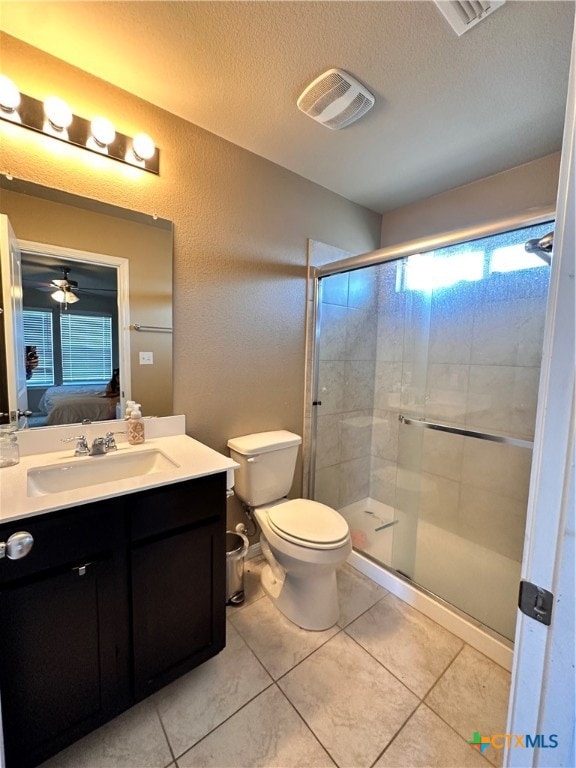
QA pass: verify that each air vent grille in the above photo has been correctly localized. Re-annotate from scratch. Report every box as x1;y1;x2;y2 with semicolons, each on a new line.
297;68;375;130
299;72;351;117
434;0;505;36
323;93;373;130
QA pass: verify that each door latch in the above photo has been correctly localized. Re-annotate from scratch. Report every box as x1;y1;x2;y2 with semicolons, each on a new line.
518;580;553;626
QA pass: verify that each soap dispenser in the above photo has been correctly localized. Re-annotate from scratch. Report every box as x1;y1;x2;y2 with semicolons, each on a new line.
127;404;145;445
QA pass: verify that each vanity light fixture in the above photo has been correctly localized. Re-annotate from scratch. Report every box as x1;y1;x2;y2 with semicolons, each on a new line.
0;75;21;113
44;96;73;132
132;132;155;161
126;132;156;167
88;116;116;153
0;78;159;174
0;75;22;123
43;96;73;140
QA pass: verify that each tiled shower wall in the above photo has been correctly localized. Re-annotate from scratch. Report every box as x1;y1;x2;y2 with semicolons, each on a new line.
376;260;547;564
314;268;378;509
311;245;549;568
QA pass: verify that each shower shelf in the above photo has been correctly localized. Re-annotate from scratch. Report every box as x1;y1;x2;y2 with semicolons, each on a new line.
398;415;533;450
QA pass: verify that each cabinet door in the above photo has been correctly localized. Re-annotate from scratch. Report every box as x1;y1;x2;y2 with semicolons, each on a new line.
0;557;126;768
131;522;225;699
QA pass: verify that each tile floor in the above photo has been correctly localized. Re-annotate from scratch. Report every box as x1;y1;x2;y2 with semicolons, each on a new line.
41;559;511;768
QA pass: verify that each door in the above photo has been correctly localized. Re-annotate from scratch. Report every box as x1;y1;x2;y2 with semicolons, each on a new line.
505;23;576;768
128;475;226;699
131;523;224;700
18;239;133;418
0;215;27;425
313;222;553;642
0;558;122;768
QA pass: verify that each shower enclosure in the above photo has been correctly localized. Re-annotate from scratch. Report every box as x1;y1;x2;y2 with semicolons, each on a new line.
309;216;553;641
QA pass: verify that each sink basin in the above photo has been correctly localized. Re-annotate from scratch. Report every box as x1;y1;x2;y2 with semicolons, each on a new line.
27;449;180;497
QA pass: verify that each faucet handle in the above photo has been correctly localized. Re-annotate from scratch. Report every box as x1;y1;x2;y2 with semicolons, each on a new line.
104;430;125;451
61;435;89;456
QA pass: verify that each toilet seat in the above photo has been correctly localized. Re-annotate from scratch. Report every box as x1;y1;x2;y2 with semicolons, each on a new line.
265;499;349;550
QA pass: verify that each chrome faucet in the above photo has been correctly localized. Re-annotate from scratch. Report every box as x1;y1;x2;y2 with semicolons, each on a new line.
91;431;125;455
61;435;89;456
103;431;124;451
62;430;124;456
89;437;107;456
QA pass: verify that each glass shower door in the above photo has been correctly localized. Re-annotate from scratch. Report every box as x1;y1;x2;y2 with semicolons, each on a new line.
393;224;551;638
312;220;553;640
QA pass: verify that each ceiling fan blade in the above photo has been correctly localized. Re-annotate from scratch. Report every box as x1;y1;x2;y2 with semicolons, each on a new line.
75;286;118;292
23;272;116;294
22;280;57;291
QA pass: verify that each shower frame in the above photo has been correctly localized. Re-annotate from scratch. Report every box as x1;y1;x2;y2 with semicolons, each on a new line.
308;205;555;498
306;205;555;650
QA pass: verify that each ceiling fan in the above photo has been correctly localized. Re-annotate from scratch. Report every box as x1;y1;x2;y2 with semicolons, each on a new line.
50;267;81;305
25;266;118;306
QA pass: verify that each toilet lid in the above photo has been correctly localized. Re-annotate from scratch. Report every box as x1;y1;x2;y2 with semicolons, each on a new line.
267;499;349;548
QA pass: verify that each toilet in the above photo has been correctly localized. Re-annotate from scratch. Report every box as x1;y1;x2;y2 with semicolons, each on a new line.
227;430;351;630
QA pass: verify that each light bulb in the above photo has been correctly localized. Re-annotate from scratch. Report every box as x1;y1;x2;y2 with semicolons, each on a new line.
132;133;155;161
0;75;20;112
90;116;115;147
51;289;79;304
44;96;73;130
51;289;66;303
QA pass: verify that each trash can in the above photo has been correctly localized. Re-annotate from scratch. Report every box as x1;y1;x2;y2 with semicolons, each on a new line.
226;531;249;605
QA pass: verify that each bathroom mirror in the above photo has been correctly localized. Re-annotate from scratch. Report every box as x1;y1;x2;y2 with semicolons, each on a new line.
0;176;173;427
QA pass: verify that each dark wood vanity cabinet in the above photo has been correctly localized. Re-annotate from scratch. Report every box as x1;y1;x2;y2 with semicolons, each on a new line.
129;474;227;699
0;472;227;768
0;497;130;768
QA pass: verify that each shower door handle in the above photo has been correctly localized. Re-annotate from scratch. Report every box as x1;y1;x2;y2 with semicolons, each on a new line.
398;415;534;449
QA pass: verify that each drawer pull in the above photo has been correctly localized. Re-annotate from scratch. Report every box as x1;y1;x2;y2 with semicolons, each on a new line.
73;563;92;576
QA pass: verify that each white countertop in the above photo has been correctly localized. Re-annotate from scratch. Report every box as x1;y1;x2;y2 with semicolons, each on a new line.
0;426;239;525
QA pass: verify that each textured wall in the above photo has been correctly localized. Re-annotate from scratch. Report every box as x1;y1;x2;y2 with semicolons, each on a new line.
380;152;561;248
0;34;381;530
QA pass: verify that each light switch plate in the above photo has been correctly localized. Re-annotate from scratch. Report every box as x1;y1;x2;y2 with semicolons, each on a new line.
139;351;154;365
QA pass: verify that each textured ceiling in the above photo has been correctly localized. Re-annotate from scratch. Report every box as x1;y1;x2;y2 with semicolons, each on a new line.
1;1;574;213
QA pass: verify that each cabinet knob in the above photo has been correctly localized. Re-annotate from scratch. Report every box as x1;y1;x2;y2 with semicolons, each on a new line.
0;531;34;560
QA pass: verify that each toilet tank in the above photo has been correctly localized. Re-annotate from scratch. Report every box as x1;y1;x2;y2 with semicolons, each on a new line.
227;430;302;507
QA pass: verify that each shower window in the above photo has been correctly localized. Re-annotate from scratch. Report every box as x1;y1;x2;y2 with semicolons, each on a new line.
400;227;550;293
400;248;484;291
311;219;553;640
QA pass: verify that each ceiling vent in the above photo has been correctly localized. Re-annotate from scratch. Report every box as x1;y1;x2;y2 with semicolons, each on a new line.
297;68;375;130
434;0;505;36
